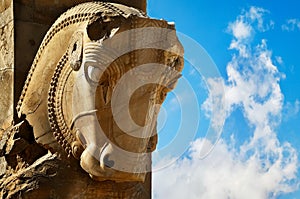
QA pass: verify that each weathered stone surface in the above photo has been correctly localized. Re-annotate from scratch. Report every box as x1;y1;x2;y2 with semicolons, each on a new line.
0;122;151;198
0;69;13;130
17;1;183;184
0;151;151;199
14;21;49;113
0;0;13;131
0;157;7;177
0;152;59;199
0;0;13;71
0;0;12;19
0;3;13;68
13;0;146;120
14;0;146;26
0;0;183;198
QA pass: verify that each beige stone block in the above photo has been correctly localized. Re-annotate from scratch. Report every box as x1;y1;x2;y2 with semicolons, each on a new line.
0;69;13;130
0;11;13;71
32;0;146;12
0;0;11;13
0;1;13;130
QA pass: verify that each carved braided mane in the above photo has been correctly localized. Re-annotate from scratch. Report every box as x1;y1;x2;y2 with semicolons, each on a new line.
17;2;144;116
16;2;145;154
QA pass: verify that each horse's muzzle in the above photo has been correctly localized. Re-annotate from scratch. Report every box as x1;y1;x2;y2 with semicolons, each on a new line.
80;142;150;182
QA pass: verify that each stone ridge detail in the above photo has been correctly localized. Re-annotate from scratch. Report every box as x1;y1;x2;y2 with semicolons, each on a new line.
47;52;75;157
16;2;145;116
0;0;184;197
13;0;183;186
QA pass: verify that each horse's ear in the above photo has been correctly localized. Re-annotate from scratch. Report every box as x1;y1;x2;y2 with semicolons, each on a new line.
68;31;83;71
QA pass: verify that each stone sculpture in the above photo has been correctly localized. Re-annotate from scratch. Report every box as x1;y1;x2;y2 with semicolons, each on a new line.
16;1;183;183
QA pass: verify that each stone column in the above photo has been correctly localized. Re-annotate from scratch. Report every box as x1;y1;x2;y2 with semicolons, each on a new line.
0;0;14;132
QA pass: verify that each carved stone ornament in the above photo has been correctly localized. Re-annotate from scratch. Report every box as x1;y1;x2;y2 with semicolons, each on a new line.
17;2;183;183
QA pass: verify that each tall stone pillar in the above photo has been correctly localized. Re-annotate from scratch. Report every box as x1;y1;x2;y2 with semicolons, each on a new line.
0;0;14;132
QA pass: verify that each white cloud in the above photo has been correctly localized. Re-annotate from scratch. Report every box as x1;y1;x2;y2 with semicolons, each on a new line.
168;95;180;111
229;20;252;40
188;67;197;76
227;7;274;58
275;56;283;65
283;100;300;121
282;19;300;31
153;139;297;199
202;77;227;131
153;6;299;199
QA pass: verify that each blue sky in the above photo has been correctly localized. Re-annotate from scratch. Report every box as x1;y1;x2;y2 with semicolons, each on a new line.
147;1;300;198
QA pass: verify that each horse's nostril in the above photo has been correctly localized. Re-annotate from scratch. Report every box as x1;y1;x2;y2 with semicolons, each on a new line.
103;155;115;168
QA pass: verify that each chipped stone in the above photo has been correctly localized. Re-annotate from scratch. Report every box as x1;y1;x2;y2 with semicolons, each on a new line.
0;156;7;177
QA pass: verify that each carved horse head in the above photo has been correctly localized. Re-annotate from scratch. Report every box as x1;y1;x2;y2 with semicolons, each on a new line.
17;2;183;182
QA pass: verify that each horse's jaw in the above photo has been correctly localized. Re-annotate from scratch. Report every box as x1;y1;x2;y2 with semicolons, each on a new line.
73;111;153;182
79;141;151;182
69;16;183;182
72;61;156;182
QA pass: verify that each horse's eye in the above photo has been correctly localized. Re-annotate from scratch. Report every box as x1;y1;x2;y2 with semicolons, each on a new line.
86;65;102;83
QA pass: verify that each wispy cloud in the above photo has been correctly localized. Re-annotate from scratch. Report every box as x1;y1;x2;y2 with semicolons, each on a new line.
153;6;298;199
227;7;274;58
275;56;284;65
283;100;300;121
282;19;300;31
